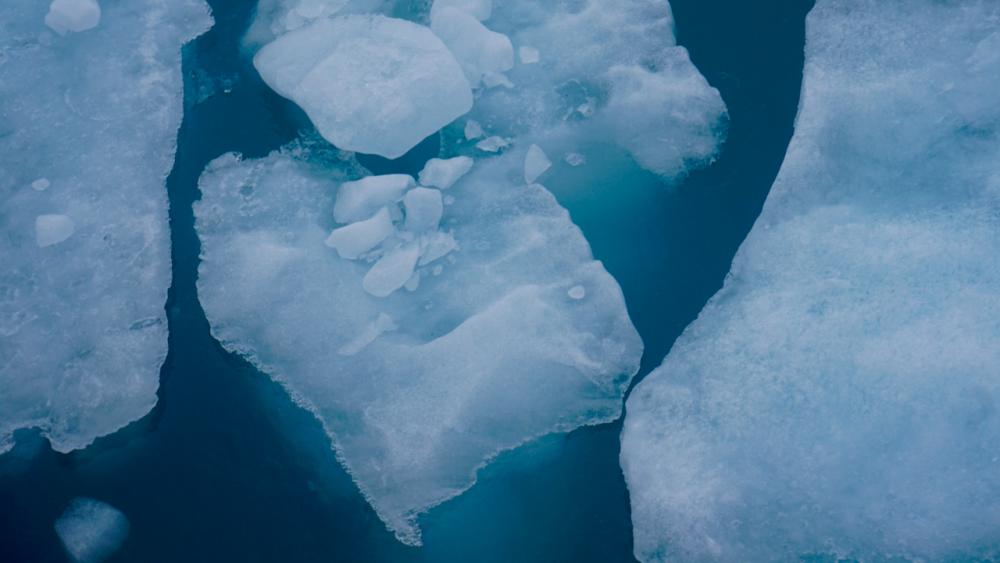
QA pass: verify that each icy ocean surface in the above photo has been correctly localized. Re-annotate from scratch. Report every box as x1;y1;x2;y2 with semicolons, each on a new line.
622;0;1000;561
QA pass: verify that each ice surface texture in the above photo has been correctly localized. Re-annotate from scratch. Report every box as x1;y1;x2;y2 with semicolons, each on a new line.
621;1;1000;561
195;146;642;544
0;0;211;454
54;498;129;563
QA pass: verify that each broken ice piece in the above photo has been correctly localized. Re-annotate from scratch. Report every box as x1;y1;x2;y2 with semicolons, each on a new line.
476;136;510;153
430;7;513;87
54;498;128;563
45;0;101;35
333;174;414;224
568;285;586;300
324;207;394;259
31;178;51;191
524;144;552;184
464;120;484;140
404;188;444;233
362;243;420;297
337;313;397;356
418;230;458;266
519;46;540;64
430;0;492;22
418;156;473;189
564;153;586;166
35;214;75;247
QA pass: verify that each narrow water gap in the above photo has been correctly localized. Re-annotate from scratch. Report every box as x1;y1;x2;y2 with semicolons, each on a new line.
0;2;813;562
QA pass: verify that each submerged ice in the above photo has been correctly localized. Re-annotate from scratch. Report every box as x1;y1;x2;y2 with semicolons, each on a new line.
195;0;728;545
0;0;211;454
54;498;129;563
621;1;1000;561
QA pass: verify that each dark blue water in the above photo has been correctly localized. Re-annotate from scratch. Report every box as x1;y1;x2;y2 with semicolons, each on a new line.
0;2;812;561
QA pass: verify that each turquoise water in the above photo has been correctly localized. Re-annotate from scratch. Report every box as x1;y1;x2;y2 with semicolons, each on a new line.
0;1;812;561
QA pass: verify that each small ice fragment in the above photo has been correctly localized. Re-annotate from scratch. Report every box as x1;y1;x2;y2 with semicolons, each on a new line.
564;153;586;167
45;0;101;35
483;72;514;89
430;7;513;86
31;178;51;191
443;195;456;206
418;156;474;189
519;46;540;64
524;144;552;184
337;313;397;356
568;285;586;300
35;214;75;247
324;207;394;259
476;136;510;153
334;174;415;224
418;230;458;265
362;243;420;297
54;498;129;563
404;270;421;292
464;120;484;140
404;188;444;232
431;0;492;22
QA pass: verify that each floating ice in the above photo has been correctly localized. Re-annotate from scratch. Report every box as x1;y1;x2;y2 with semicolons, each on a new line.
35;214;75;248
622;1;1000;561
195;146;641;544
45;0;101;35
418;156;474;190
475;136;510;153
332;174;414;224
253;15;473;158
523;144;551;184
463;120;484;140
0;0;211;454
403;188;443;233
324;207;394;259
518;46;539;65
54;498;129;563
430;6;513;87
431;0;492;22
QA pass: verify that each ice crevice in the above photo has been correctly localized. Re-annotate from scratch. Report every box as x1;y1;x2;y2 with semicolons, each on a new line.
196;0;728;545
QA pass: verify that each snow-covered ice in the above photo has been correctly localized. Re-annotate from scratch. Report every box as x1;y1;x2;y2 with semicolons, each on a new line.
253;15;473;158
621;1;1000;561
54;498;129;563
0;0;211;454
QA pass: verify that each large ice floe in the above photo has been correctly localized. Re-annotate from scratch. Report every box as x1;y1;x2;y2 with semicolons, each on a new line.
54;498;130;563
197;0;726;545
0;1;211;454
621;1;1000;561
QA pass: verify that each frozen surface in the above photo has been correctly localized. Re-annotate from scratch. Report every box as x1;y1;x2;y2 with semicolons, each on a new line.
54;498;129;563
622;1;1000;561
195;145;642;544
253;15;473;158
0;0;211;454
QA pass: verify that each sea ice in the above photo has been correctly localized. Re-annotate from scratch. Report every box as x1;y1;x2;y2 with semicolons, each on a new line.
324;207;394;259
45;0;101;35
332;174;414;224
195;146;642;544
403;188;443;233
253;15;473;158
0;0;211;454
430;0;492;22
621;1;1000;561
54;498;129;563
418;156;474;190
429;6;513;87
523;144;551;184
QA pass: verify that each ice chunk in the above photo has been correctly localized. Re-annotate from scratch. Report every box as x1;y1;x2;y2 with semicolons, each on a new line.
464;120;484;140
475;136;510;153
333;174;414;224
0;0;211;454
564;153;586;167
430;7;514;87
54;498;129;563
45;0;101;35
518;46;539;64
324;207;394;259
338;313;397;356
253;16;473;158
195;147;641;544
35;214;75;248
362;243;420;297
523;144;551;184
418;156;474;190
567;285;585;300
403;188;443;233
431;0;492;22
622;2;1000;561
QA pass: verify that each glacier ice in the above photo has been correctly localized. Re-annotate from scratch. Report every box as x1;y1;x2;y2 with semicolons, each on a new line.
621;1;1000;561
195;146;642;544
54;498;129;563
253;15;473;159
0;0;211;454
